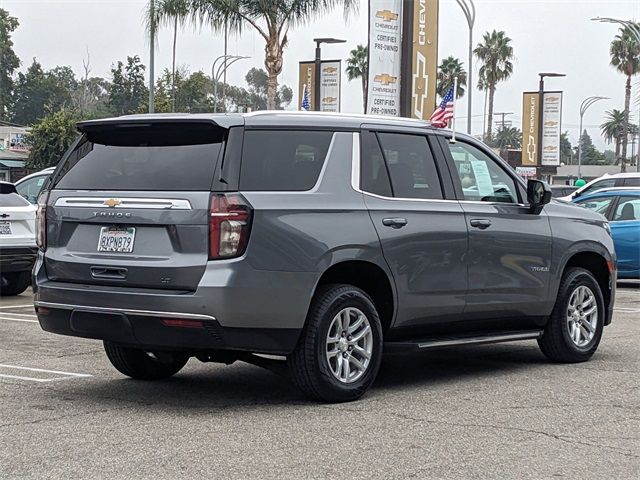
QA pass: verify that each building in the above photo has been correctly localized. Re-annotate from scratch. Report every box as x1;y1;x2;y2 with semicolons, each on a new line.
0;123;30;182
553;165;623;185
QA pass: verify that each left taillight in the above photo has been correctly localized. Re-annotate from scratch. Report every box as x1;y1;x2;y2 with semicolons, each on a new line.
36;190;49;251
209;193;253;260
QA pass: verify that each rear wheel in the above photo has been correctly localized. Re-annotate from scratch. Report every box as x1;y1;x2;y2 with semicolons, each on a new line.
0;271;31;296
289;284;383;403
538;268;605;363
104;341;189;380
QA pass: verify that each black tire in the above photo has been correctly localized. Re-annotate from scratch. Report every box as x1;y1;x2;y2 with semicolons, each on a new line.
289;284;383;403
0;271;31;297
103;341;189;380
538;267;605;363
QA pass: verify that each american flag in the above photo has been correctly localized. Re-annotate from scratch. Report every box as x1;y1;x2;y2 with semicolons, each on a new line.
429;85;455;128
301;84;311;111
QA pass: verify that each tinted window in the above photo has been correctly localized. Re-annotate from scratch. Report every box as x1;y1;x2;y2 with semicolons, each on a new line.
581;178;616;196
16;174;48;203
376;133;443;199
447;141;518;203
55;124;223;191
623;177;640;187
240;130;332;191
360;131;392;197
613;197;640;221
0;192;31;207
576;196;614;216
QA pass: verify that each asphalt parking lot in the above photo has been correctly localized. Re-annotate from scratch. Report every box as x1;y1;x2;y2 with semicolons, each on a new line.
0;286;638;479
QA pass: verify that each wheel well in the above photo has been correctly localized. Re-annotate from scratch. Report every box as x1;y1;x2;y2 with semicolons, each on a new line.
565;252;611;308
315;261;395;333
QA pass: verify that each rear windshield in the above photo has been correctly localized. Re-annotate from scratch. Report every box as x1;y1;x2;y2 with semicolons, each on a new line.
55;122;224;191
0;192;31;207
240;130;333;191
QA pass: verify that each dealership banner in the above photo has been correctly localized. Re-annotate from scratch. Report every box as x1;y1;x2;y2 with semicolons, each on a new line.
298;61;316;111
367;0;403;116
522;92;540;166
320;60;341;112
409;0;439;120
541;92;562;166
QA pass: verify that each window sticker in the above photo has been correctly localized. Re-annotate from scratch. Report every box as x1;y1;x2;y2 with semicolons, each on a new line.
470;160;494;198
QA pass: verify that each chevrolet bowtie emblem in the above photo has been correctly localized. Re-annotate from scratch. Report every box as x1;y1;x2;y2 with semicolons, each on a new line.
104;198;121;208
374;74;397;86
322;66;337;74
376;9;398;22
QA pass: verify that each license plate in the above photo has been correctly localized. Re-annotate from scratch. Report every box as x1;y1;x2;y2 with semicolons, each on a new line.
0;221;11;235
97;226;136;253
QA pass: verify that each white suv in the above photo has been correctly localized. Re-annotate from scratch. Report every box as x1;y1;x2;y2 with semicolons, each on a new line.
559;172;640;202
0;182;37;296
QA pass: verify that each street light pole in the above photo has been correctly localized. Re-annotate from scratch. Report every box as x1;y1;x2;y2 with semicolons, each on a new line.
148;0;155;113
577;96;608;179
211;55;250;113
455;0;476;135
313;38;346;112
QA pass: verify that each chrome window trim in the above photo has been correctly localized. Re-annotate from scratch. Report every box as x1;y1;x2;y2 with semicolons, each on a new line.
54;197;192;210
34;301;216;321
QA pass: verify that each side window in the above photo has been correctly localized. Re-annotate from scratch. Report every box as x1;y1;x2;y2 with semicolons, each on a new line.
576;197;615;216
376;133;443;199
240;130;333;191
613;197;640;221
446;141;518;203
623;177;640;187
16;175;47;204
360;131;392;197
581;178;616;196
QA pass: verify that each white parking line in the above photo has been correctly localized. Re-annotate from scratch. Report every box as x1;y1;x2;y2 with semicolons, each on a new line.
0;374;56;383
0;364;92;377
0;304;34;309
614;307;640;313
0;316;38;324
0;364;92;383
0;312;37;318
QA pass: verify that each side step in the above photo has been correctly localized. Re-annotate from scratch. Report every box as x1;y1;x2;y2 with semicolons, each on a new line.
384;330;543;353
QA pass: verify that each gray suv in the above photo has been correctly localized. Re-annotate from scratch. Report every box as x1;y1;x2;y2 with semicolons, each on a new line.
33;112;616;402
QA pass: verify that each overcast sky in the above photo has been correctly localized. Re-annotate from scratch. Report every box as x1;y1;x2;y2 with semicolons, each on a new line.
2;0;639;150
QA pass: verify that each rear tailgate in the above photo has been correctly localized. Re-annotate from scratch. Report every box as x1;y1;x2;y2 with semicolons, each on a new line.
44;119;232;291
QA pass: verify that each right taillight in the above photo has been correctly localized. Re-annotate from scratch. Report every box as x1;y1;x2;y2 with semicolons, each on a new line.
209;193;253;260
36;190;49;251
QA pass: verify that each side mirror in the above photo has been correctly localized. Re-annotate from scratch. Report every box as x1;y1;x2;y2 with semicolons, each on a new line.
527;179;552;214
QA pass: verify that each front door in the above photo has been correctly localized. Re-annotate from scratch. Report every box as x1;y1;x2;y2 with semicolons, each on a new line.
439;137;552;320
358;130;468;330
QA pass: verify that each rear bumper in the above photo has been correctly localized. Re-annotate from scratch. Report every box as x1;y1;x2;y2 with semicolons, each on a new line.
0;246;38;273
35;302;300;354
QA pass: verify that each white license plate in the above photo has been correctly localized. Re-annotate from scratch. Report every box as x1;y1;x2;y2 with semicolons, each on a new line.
0;221;11;235
97;226;136;253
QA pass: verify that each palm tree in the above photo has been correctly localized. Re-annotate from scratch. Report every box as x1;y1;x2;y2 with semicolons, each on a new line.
494;126;522;149
436;56;466;99
346;45;368;113
610;23;640;172
473;30;514;140
146;0;189;112
601;109;627;164
167;0;357;109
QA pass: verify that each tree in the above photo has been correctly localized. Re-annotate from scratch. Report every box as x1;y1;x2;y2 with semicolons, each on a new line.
0;9;20;121
108;55;148;116
610;23;640;172
579;130;607;165
601;109;627;166
437;56;466;99
157;0;357;109
146;0;189;111
493;126;521;149
25;107;79;169
346;44;368;113
560;132;573;164
474;30;514;140
243;67;292;110
11;59;75;125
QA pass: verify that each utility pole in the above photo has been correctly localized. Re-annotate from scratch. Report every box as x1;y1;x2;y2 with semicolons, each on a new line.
148;0;155;113
494;111;513;131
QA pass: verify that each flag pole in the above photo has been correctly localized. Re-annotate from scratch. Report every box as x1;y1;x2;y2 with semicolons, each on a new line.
451;75;458;143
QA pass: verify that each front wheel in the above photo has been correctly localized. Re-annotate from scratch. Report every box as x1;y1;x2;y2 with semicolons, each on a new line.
289;284;383;403
104;341;189;380
538;267;605;363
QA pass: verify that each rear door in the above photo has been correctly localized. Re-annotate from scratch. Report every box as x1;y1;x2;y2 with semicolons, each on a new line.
359;129;468;329
45;120;230;291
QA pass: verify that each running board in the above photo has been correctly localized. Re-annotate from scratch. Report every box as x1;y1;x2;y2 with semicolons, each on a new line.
384;330;543;353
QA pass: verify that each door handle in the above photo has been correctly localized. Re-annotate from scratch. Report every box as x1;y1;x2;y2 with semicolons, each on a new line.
382;217;408;229
470;219;492;230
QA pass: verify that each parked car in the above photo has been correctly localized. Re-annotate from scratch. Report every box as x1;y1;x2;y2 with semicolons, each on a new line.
0;182;37;296
33;112;616;402
573;189;640;279
558;172;640;202
15;167;55;204
550;185;578;199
